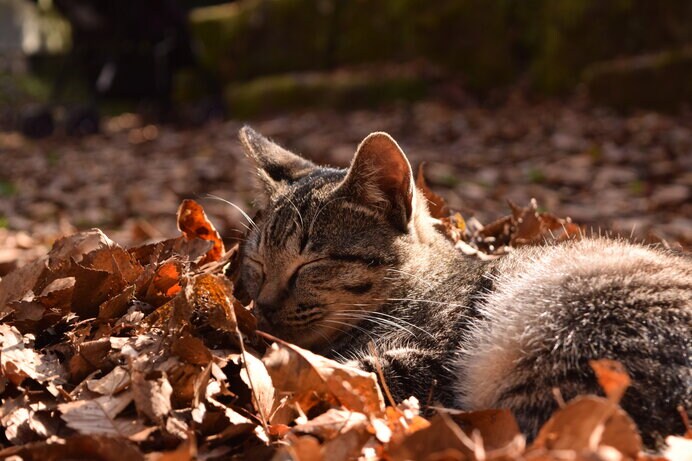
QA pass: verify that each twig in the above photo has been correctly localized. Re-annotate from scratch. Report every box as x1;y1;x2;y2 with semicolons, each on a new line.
235;324;270;438
367;341;397;408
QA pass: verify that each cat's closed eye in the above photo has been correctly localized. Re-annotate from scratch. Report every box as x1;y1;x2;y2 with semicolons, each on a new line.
242;257;264;295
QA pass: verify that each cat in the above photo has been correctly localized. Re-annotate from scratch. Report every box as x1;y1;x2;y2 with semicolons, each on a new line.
236;126;691;448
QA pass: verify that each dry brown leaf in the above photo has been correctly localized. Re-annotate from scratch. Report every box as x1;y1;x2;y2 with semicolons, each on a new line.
417;163;450;219
281;434;324;461
590;359;631;403
58;392;148;438
0;435;145;461
293;408;369;440
382;398;431;444
0;324;66;386
176;199;225;266
151;260;183;298
0;395;59;444
388;413;475;461
236;351;275;423
0;258;47;319
184;273;238;337
530;395;641;457
147;434;197;461
171;332;212;366
321;428;373;461
98;284;136;319
132;370;173;425
86;366;131;395
450;408;522;452
262;340;385;415
9;276;75;332
46;229;115;271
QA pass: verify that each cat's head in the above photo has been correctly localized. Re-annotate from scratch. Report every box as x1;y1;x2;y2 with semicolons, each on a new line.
237;126;430;348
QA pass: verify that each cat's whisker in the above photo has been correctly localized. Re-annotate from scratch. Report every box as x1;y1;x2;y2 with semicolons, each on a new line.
336;308;435;339
321;319;377;344
385;268;436;289
205;194;260;232
332;312;418;339
318;323;358;345
378;298;469;308
285;196;305;228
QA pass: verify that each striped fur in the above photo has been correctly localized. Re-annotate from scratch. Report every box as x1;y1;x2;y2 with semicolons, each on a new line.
238;126;692;448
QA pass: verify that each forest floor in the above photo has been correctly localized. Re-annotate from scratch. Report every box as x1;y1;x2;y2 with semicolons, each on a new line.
1;94;691;274
0;94;690;459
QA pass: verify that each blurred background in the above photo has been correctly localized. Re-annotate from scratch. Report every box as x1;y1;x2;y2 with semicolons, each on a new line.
0;0;691;273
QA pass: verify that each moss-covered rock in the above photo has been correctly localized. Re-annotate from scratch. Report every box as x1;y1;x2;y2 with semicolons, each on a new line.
190;0;523;91
530;0;692;93
336;0;521;91
189;0;692;99
224;67;427;118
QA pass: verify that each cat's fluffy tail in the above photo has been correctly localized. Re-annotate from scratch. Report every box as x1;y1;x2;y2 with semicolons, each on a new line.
453;238;691;448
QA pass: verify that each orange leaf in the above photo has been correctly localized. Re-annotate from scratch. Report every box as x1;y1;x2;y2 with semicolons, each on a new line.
416;163;450;219
176;199;225;265
590;359;631;403
153;261;182;297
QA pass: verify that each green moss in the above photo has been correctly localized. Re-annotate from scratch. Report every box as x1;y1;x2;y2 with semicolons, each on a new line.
527;167;546;184
190;0;523;91
190;0;692;98
0;180;18;198
225;70;427;118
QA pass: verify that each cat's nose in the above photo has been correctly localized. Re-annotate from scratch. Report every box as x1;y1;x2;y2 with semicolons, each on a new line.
256;302;282;329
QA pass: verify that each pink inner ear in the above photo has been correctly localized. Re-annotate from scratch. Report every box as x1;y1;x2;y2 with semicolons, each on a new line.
348;132;414;224
358;132;413;194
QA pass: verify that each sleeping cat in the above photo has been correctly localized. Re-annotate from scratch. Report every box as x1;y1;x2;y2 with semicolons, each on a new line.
236;126;691;447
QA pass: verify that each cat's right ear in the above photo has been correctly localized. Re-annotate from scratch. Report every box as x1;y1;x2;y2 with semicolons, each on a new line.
338;132;415;232
239;126;317;197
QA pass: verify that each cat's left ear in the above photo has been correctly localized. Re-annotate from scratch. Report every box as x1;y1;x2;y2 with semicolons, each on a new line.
239;126;317;196
338;132;415;232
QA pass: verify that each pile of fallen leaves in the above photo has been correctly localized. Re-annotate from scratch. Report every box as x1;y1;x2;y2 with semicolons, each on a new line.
0;199;689;460
416;165;582;259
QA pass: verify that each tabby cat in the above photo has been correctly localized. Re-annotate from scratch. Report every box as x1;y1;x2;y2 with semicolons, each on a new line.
237;126;691;447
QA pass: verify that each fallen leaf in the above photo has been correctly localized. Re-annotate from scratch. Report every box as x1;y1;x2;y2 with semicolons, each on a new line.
147;434;197;461
590;359;631;403
0;435;145;461
450;408;522;451
262;340;385;416
417;164;450;219
86;366;131;395
177;199;225;265
293;408;369;440
58;392;147;438
388;413;475;461
0;324;66;386
132;370;173;424
152;260;183;298
236;351;275;424
530;395;641;457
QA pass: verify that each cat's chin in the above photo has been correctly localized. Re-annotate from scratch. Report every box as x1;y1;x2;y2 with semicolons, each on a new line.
256;319;330;350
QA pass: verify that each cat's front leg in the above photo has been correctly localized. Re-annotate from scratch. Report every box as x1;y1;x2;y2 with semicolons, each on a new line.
347;347;452;409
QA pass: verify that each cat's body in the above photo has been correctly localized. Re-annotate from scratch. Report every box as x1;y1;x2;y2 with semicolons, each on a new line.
237;126;691;447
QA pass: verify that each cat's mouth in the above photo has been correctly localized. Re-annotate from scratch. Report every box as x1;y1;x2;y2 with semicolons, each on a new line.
255;310;330;348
